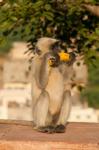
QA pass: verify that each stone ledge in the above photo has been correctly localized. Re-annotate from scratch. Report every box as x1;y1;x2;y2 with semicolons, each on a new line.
0;120;99;150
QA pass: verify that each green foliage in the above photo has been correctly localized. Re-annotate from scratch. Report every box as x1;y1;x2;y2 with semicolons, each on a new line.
82;89;99;108
0;0;99;107
0;0;99;58
82;58;99;108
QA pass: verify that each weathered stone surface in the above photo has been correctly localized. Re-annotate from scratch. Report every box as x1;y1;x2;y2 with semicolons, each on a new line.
0;121;99;150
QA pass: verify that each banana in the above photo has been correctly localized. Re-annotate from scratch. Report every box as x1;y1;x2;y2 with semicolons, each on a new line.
58;50;70;61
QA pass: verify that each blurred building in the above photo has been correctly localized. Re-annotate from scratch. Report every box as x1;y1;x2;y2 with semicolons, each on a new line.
0;56;5;89
0;42;32;120
9;42;32;60
0;41;99;122
3;42;32;88
3;59;30;85
69;106;98;123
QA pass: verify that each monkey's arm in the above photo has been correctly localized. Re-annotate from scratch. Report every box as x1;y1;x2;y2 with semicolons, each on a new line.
37;53;52;89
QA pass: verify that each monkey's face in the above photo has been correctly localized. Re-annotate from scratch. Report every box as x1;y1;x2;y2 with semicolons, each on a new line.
48;51;70;68
35;37;76;66
51;42;76;66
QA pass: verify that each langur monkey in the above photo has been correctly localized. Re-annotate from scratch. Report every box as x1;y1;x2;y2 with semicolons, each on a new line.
31;37;72;133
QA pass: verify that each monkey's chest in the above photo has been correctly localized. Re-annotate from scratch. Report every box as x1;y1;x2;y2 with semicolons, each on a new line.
46;68;64;115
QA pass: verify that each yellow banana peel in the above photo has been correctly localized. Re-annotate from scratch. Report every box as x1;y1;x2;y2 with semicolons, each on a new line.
58;50;70;61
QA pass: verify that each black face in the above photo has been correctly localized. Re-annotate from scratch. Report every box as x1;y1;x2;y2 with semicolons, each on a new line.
51;41;61;53
50;41;76;67
51;41;67;53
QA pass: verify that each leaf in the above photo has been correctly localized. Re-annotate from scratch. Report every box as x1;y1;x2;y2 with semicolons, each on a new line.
95;28;99;35
44;4;52;11
43;11;54;21
33;0;44;9
11;16;18;21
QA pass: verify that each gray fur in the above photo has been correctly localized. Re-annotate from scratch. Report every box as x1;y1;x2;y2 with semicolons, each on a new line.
31;38;72;132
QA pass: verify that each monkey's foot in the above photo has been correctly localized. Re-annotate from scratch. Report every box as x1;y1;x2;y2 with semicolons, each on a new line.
38;126;55;134
55;125;65;133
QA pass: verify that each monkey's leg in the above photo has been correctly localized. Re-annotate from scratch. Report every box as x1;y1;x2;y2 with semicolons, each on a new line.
35;90;49;128
34;90;54;133
55;90;72;133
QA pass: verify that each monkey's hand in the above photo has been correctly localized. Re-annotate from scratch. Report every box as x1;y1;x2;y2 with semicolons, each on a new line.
48;54;60;67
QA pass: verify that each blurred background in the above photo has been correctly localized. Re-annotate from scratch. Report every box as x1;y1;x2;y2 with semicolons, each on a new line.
0;0;99;123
